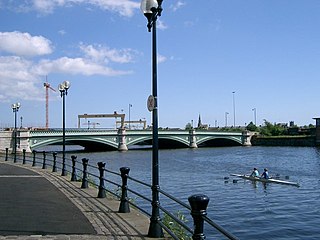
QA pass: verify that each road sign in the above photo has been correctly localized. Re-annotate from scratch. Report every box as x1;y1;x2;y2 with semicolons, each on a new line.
147;95;155;112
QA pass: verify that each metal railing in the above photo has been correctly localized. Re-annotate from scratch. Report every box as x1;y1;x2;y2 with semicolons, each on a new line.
0;148;239;240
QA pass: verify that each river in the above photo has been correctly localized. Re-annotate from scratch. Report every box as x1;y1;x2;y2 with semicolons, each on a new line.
41;146;320;239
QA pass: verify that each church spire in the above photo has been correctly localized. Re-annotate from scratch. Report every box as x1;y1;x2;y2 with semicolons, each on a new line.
198;114;202;128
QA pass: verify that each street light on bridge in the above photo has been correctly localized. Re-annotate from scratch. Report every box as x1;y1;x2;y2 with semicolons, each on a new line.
12;102;21;163
232;91;236;127
225;112;229;127
252;108;257;126
59;80;70;176
141;0;163;237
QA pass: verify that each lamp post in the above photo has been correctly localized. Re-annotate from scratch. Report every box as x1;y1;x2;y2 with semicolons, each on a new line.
252;108;257;126
232;91;236;127
225;112;229;127
59;80;70;176
141;0;163;237
129;104;132;129
12;102;21;163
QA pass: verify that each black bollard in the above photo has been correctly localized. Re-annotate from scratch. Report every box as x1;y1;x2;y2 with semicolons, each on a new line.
81;158;89;189
119;167;130;213
71;155;77;181
52;152;57;172
97;162;106;198
188;194;210;240
22;149;26;164
32;150;37;167
42;151;47;169
5;148;8;161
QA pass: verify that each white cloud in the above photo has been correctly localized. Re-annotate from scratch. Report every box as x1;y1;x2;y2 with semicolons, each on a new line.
0;31;53;57
170;1;186;11
157;54;167;64
0;32;135;102
29;0;140;17
58;29;66;35
79;43;137;64
34;57;132;76
157;19;168;30
0;56;42;100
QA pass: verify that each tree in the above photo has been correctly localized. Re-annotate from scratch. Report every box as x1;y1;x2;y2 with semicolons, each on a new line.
246;121;258;131
185;122;192;130
259;119;287;136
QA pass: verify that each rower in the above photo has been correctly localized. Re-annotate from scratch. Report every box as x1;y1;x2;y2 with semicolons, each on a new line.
250;168;259;177
261;168;269;179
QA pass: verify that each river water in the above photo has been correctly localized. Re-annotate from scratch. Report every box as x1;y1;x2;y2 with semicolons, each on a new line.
44;146;320;239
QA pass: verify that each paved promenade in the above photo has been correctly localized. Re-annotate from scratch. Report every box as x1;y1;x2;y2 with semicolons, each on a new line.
0;161;164;240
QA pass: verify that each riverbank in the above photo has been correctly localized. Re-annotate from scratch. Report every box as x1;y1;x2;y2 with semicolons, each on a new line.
251;135;316;147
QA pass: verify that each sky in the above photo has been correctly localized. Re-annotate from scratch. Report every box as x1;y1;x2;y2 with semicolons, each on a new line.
0;0;320;129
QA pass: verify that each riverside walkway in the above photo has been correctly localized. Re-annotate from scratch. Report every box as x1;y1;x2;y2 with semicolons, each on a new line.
0;161;161;240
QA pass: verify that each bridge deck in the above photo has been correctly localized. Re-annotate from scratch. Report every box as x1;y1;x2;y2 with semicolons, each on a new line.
0;161;162;240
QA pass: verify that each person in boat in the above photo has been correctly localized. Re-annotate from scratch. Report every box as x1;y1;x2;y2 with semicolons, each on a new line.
261;168;269;179
250;168;259;177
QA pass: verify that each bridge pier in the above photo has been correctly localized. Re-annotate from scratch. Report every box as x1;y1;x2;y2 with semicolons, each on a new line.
189;129;198;148
117;128;128;151
242;130;253;146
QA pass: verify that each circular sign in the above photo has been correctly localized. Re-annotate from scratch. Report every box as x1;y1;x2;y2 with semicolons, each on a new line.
147;95;155;112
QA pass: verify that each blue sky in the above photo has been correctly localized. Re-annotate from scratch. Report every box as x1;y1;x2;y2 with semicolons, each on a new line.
0;0;320;129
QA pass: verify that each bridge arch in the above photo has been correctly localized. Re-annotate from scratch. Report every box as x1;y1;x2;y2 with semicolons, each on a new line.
31;137;118;151
197;136;243;147
127;135;190;149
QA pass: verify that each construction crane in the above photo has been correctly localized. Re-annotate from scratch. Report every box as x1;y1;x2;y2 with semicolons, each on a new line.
44;77;56;129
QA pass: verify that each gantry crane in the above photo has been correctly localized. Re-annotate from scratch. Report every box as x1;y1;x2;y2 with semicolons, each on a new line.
44;77;56;129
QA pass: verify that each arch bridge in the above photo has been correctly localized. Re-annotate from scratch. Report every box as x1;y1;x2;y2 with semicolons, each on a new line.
9;129;254;152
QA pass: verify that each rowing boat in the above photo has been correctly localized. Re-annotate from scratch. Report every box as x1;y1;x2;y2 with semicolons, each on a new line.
231;174;300;187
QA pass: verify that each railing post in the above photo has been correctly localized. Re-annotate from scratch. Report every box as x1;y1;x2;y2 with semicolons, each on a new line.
32;150;37;167
188;194;210;240
22;149;26;164
71;155;77;181
119;167;130;213
97;162;106;198
52;152;57;172
5;148;8;161
42;151;47;169
81;158;89;189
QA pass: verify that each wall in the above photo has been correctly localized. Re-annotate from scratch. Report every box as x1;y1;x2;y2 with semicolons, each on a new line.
251;135;316;147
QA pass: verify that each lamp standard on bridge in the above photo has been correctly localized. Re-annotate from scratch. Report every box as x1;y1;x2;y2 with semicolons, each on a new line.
128;104;132;129
12;102;21;163
252;108;257;126
225;112;229;127
141;0;164;237
232;91;236;127
59;80;70;176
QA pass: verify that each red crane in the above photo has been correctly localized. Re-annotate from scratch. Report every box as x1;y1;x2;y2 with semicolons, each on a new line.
44;77;56;129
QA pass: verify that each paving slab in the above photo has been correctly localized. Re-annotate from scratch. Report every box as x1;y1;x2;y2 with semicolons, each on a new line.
0;163;96;236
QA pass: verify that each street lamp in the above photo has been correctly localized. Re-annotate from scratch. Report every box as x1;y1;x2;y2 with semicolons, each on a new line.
232;91;236;127
225;112;229;127
141;0;163;237
59;80;70;176
252;108;257;126
129;104;132;129
12;102;21;163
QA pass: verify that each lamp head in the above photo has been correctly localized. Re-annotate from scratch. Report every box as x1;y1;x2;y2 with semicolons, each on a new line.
63;81;70;90
140;0;158;15
12;102;21;110
59;81;71;94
